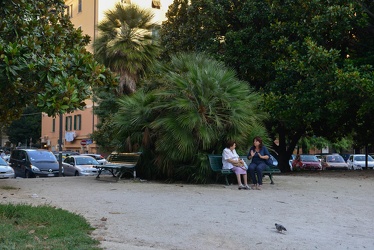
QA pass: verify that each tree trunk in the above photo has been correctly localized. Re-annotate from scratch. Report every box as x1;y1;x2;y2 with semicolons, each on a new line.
273;124;303;172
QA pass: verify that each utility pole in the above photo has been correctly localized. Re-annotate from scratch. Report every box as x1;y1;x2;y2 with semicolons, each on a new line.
58;113;63;177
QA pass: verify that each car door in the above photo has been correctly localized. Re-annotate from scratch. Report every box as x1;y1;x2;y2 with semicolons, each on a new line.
63;157;74;176
321;156;327;170
347;155;353;169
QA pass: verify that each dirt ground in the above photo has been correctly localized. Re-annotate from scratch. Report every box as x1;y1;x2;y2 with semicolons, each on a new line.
0;171;373;250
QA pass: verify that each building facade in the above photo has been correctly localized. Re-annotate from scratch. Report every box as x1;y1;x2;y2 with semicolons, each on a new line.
41;0;173;154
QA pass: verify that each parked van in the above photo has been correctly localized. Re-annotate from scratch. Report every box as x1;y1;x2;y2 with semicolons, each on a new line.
10;149;61;178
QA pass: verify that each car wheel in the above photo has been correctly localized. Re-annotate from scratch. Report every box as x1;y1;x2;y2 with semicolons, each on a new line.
74;171;79;176
25;170;33;178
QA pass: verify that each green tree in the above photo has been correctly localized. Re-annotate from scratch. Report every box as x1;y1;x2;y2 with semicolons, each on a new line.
6;105;41;148
93;3;160;94
0;0;116;123
113;53;267;183
161;0;374;171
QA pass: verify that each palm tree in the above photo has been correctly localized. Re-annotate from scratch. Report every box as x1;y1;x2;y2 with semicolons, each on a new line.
93;3;160;94
113;53;268;182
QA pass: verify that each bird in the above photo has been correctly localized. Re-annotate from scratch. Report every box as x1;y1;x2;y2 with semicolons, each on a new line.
275;223;287;233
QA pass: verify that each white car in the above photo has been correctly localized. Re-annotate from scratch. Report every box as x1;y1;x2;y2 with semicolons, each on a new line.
0;156;15;178
346;154;374;170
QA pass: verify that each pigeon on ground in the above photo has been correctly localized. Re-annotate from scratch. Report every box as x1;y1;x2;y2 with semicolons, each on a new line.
275;223;287;233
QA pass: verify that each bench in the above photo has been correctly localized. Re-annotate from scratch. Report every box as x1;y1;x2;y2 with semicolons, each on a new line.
207;154;281;185
94;152;141;181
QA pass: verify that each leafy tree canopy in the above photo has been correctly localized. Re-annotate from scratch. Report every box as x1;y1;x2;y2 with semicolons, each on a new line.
93;3;160;94
0;0;117;123
161;0;374;171
112;53;268;182
6;105;41;147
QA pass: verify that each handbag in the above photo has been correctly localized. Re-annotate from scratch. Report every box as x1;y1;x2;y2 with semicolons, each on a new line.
266;155;273;166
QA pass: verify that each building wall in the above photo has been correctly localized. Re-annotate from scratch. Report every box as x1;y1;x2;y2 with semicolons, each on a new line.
41;0;173;154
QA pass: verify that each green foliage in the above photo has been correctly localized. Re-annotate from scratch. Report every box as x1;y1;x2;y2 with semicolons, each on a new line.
161;0;374;171
93;3;160;94
160;0;230;59
113;53;267;183
6;105;41;147
0;203;99;249
0;0;116;122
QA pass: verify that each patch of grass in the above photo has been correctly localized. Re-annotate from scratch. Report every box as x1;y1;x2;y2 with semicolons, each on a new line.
0;203;101;249
0;186;18;190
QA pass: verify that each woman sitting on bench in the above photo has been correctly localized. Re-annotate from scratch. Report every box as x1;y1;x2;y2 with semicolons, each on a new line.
222;140;250;190
247;136;270;190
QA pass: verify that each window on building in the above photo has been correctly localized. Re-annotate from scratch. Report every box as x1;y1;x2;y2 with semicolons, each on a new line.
52;118;55;132
66;4;73;17
74;115;81;130
78;0;82;13
65;116;72;131
152;0;161;9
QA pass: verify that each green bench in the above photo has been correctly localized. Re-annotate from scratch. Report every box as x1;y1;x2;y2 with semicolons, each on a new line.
94;152;141;181
207;154;281;185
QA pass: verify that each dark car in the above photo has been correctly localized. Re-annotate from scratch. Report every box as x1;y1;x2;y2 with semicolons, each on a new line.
53;151;80;161
10;149;61;178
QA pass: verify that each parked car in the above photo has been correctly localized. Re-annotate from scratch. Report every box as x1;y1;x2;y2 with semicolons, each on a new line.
0;156;15;178
62;155;101;176
53;151;80;161
1;154;10;162
289;154;296;170
80;154;108;165
321;154;348;170
292;154;322;170
10;149;61;178
346;154;374;170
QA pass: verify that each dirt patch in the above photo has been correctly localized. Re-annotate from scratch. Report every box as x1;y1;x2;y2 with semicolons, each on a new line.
0;170;373;250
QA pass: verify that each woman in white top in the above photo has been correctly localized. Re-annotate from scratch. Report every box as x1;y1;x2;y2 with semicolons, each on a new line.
222;140;250;190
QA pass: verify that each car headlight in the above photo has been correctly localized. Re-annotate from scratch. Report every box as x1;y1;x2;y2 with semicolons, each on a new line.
6;166;14;173
31;165;40;172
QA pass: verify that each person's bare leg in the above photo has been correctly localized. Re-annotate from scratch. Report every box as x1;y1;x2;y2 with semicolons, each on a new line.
236;174;242;186
243;174;248;185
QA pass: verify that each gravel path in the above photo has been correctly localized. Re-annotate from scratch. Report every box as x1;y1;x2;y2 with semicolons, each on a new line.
1;172;373;250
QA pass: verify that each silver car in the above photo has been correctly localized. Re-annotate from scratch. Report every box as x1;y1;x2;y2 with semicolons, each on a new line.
321;154;348;170
0;157;15;178
62;155;101;176
347;154;374;170
80;154;108;165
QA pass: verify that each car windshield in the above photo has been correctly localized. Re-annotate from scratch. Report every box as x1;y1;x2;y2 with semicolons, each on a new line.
326;155;345;163
28;151;57;162
76;157;99;165
354;155;374;161
0;157;7;165
300;155;318;162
